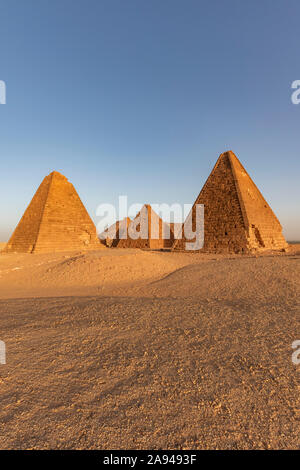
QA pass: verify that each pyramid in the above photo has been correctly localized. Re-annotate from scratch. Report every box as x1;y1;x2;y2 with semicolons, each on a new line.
118;204;174;249
100;217;131;247
173;151;288;253
4;171;103;253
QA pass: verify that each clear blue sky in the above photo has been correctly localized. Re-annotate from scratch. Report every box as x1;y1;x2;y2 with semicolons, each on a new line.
0;0;299;241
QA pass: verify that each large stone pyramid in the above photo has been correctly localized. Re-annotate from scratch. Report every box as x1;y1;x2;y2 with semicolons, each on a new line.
4;171;103;253
118;204;174;249
173;151;288;253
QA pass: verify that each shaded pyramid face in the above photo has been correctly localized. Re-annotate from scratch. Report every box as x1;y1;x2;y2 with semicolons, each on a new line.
173;151;288;253
118;204;174;249
110;217;132;247
4;171;103;253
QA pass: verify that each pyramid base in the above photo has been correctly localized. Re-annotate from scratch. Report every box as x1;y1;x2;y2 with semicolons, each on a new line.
172;237;289;254
3;240;105;254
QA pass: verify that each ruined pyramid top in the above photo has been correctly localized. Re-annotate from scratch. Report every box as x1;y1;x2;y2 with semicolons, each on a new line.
117;204;174;249
48;170;68;179
4;171;103;253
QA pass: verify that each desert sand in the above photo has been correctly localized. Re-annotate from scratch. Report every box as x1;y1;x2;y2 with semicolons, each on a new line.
0;245;299;449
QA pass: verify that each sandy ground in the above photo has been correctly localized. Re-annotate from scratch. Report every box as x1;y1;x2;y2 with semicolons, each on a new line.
0;245;299;449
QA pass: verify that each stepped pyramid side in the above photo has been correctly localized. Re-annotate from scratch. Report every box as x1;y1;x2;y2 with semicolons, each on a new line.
4;172;103;253
118;204;174;249
173;152;247;253
173;151;287;253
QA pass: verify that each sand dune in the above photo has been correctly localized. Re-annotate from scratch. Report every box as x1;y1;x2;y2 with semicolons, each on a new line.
0;249;194;298
0;246;298;299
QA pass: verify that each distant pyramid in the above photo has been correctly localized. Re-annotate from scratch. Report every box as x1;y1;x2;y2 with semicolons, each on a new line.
4;171;103;253
173;151;288;253
118;204;174;249
100;217;131;247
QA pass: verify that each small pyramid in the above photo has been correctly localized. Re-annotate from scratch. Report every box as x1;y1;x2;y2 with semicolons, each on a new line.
173;151;288;253
4;171;103;253
100;217;131;247
118;204;174;249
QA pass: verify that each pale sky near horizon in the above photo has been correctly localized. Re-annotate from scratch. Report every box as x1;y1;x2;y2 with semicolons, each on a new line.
0;0;299;241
